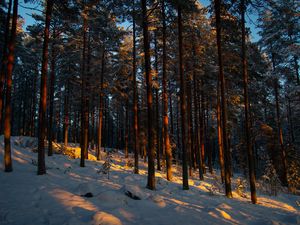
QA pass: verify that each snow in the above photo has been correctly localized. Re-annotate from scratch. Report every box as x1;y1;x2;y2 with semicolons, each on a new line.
0;136;299;225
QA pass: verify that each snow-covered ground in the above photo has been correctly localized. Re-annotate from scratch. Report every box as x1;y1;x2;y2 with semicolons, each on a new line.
0;136;299;225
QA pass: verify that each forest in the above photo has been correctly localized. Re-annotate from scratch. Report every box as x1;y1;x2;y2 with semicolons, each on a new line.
0;0;299;224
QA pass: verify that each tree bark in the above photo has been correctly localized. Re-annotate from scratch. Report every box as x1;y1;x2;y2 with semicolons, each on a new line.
0;0;12;135
214;0;232;197
125;100;129;158
178;4;189;190
193;70;203;180
162;0;172;181
141;0;155;190
294;56;299;85
38;0;53;175
241;0;257;204
97;49;104;160
3;0;18;172
48;29;56;156
274;78;288;186
199;81;206;174
217;80;225;183
80;10;88;167
187;79;193;176
154;33;161;171
63;83;69;148
132;3;139;174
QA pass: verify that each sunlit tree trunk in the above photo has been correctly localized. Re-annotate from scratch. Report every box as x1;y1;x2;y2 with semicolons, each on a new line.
30;65;38;137
241;0;257;204
0;0;12;135
63;83;69;148
217;80;225;183
199;81;205;174
214;0;232;197
206;98;213;174
141;0;155;190
178;4;189;190
96;50;104;160
154;34;161;171
162;0;172;181
125;100;129;158
3;0;18;172
274;78;288;186
38;0;54;175
48;29;57;156
132;2;139;173
80;11;88;167
90;103;95;150
176;99;180;163
187;79;193;176
84;98;89;160
169;82;174;137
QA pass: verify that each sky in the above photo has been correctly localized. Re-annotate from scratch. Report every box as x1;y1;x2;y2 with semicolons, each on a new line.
18;0;260;42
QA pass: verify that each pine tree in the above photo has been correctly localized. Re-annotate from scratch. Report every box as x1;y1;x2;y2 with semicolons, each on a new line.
37;0;54;175
177;3;189;190
0;0;12;134
141;0;155;190
3;0;18;172
161;0;172;181
241;0;257;204
214;0;232;198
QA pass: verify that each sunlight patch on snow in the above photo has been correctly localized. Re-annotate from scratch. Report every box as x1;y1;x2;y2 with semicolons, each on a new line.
118;209;135;222
50;188;98;212
216;209;234;221
258;197;298;212
166;197;205;211
93;211;122;225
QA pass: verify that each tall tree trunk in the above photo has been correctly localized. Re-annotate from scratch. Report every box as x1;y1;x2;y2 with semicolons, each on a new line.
206;98;213;174
169;81;174;137
97;49;105;160
141;0;155;190
38;0;54;175
287;97;294;143
90;102;95;149
63;83;69;148
48;30;56;156
294;56;299;85
0;0;12;134
84;99;89;159
132;3;139;173
217;80;225;183
80;11;88;167
199;81;206;174
162;0;172;181
214;0;232;197
154;34;161;171
3;0;18;172
178;4;189;190
193;65;203;180
187;79;193;176
30;66;38;137
124;102;128;158
176;99;180;162
241;0;257;204
274;78;288;186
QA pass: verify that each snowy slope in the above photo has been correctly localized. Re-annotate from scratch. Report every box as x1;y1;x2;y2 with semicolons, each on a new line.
0;136;299;225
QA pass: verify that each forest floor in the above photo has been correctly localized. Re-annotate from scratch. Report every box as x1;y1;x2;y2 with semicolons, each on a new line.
0;136;299;225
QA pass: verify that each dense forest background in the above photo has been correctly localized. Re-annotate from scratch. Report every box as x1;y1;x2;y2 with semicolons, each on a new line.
0;0;299;204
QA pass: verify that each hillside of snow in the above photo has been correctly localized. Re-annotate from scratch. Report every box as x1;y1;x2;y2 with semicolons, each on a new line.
0;136;299;225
